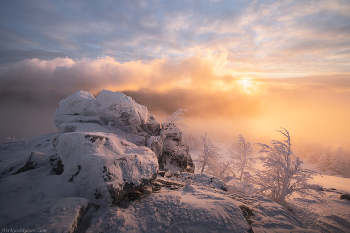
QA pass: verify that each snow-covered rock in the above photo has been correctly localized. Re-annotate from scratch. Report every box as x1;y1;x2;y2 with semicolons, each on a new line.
0;134;327;233
54;90;195;175
54;90;150;134
56;132;158;205
55;90;97;117
96;89;149;129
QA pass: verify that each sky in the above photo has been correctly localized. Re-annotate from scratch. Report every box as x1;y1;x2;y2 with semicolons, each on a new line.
0;0;349;149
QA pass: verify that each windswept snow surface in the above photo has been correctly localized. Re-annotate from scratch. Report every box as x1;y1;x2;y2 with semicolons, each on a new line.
288;189;350;233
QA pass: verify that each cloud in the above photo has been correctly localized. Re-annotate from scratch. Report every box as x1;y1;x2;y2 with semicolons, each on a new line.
1;55;350;149
0;52;238;98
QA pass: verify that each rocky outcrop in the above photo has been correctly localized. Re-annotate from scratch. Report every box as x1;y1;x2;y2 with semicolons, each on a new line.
53;90;196;203
54;89;195;175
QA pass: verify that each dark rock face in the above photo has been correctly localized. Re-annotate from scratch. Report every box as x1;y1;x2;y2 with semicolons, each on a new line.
340;194;350;201
49;154;64;175
240;205;254;226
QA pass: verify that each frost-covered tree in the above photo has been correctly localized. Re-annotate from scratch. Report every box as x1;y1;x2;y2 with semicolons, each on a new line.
318;149;332;172
197;132;222;174
254;128;322;206
206;159;236;180
330;147;346;173
231;135;255;181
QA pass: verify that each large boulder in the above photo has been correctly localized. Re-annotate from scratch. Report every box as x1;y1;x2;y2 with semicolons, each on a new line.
96;89;149;130
56;132;158;205
55;90;97;117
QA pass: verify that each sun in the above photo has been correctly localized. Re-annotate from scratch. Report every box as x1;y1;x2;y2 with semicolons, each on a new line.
239;79;253;93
